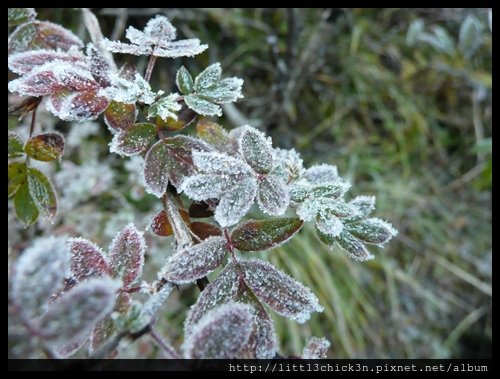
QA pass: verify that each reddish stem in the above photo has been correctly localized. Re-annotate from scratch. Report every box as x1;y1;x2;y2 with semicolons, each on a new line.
144;53;157;82
29;106;37;137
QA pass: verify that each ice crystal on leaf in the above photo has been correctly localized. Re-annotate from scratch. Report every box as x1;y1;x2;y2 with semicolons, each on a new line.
302;336;331;359
101;15;208;58
101;73;158;105
159;236;228;284
68;237;111;281
303;164;339;184
240;258;323;323
147;93;182;121
12;236;70;319
182;302;254;359
109;122;156;157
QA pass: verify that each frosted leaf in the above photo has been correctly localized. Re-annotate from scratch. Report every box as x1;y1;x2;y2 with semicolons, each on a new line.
39;277;119;347
289;180;312;203
87;43;112;88
68;237;111;281
27;167;57;219
231;218;303;252
322;198;357;218
184;262;240;333
8;8;37;27
8;62;64;96
125;26;148;45
195;118;233;153
185;94;222;116
104;101;137;132
302;337;331;359
215;176;258;227
240;258;324;323
201;77;244;103
143;140;169;197
160;236;228;284
108;223;146;287
143;15;177;42
151;208;190;237
53;337;87;358
14;180;39;226
153;39;208;58
303;164;339;184
316;214;343;238
12;236;70;319
240;301;278;359
100;38;152;56
297;197;330;222
8;49;85;75
257;175;290;215
47;90;109;122
334;230;374;262
182;302;254;359
346;217;398;245
273;147;305;180
8;20;84;54
109;122;156;157
190;221;222;240
139;284;173;329
102;73;157;105
24;132;65;162
194;63;222;93
239;126;274;174
147;93;182;121
192;151;252;176
176;66;194;94
181;174;238;201
346;195;376;222
8;162;26;198
8;132;24;159
309;180;351;199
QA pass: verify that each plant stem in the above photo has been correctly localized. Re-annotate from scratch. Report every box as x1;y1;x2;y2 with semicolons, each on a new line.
29;106;37;137
149;326;181;358
162;192;193;250
144;52;157;83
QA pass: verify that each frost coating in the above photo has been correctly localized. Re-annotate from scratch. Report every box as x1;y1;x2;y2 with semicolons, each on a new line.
147;93;182;121
12;236;70;319
239;126;273;174
68;237;111;281
240;258;324;323
215;176;258;227
160;236;228;284
257;175;290;216
101;73;158;105
39;277;119;347
302;336;331;359
109;122;156;157
182;302;254;358
101;15;207;58
346;217;398;245
303;164;339;184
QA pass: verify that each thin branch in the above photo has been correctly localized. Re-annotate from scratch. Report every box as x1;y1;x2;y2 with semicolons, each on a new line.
149;327;181;358
144;52;158;83
29;106;37;137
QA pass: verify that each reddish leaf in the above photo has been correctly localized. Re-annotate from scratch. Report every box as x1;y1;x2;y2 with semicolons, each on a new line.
109;123;156;157
188;201;214;218
104;101;137;132
240;258;323;323
53;337;87;358
24;132;64;162
8;49;84;75
190;222;222;240
302;337;331;359
8;20;84;54
151;208;190;237
68;237;111;281
182;302;254;359
108;224;146;287
87;44;111;88
49;90;109;122
231;218;303;252
8;63;63;96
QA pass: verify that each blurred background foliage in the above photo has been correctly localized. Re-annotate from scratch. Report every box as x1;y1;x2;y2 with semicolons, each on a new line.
9;8;491;358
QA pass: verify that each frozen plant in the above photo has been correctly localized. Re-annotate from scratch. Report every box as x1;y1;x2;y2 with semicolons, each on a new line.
8;8;398;359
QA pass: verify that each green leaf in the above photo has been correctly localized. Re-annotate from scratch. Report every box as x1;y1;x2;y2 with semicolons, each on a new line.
345;218;397;245
14;180;39;226
109;123;156;156
231;217;303;252
8;162;27;198
184;94;222;117
239;126;273;174
27;167;57;219
24;132;64;161
176;66;194;94
104;101;137;132
8;8;37;27
147;94;182;121
194;63;222;93
459;15;482;57
8;132;25;158
334;230;374;262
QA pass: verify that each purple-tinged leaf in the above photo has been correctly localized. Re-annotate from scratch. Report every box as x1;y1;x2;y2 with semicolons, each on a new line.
8;162;27;198
8;62;63;96
8;132;25;159
104;100;137;133
8;49;84;75
151;208;190;237
53;337;88;358
109;123;156;156
40;277;119;347
188;201;214;218
108;223;146;287
303;164;338;184
27;167;57;219
190;222;222;241
302;337;331;359
257;175;290;216
14;180;39;226
160;236;228;284
182;302;254;359
176;66;194;95
143;140;170;198
8;20;84;54
239;126;273;174
346;218;398;245
184;262;240;333
24;132;65;162
333;230;374;262
215;176;258;227
8;8;37;27
48;90;109;122
231;218;303;252
68;237;111;281
87;44;112;88
240;258;323;323
12;236;70;319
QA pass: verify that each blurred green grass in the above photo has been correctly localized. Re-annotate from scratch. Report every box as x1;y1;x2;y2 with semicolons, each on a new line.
29;8;492;358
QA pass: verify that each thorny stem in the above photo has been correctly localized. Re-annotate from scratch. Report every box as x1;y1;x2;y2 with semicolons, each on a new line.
149;326;181;358
144;52;158;83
